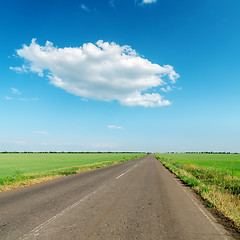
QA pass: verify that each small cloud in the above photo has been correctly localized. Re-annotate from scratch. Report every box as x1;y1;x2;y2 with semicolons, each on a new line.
81;4;90;12
9;66;23;73
81;98;88;102
5;96;13;100
33;131;48;135
161;86;172;92
160;88;167;92
9;65;28;74
142;0;157;3
109;0;115;8
11;88;21;95
19;97;39;101
5;96;39;101
172;86;182;90
108;125;124;129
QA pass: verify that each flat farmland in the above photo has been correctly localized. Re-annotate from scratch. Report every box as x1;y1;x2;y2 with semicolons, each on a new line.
0;152;146;191
159;153;240;177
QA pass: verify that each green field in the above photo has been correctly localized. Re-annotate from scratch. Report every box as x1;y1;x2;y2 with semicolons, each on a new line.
158;153;240;177
0;152;146;189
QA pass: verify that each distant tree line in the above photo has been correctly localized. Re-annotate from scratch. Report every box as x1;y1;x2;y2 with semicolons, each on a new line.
166;151;239;154
0;151;148;154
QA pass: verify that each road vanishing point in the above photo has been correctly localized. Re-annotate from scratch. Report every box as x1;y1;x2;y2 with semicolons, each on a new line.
0;154;236;239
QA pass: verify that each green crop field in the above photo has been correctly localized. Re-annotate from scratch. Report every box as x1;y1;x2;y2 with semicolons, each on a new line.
0;152;146;190
158;153;240;177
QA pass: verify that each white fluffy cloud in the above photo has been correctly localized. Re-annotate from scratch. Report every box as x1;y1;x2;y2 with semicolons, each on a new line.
14;39;179;107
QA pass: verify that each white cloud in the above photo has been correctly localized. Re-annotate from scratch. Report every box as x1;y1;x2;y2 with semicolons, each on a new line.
33;131;48;135
120;92;171;107
5;96;39;101
108;125;124;129
172;86;182;90
5;96;13;100
9;66;22;73
15;39;179;107
81;4;90;12
9;65;28;73
160;86;172;92
11;88;21;95
142;0;157;3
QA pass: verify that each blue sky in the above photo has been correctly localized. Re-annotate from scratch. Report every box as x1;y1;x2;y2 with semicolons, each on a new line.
0;0;240;152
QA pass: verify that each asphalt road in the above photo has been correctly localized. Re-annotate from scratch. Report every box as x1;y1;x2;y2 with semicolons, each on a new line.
0;154;235;239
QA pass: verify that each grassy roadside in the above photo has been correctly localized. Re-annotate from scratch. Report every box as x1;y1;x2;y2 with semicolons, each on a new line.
155;154;240;231
0;153;146;192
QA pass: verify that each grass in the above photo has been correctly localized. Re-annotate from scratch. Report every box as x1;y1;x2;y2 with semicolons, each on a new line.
159;153;240;177
0;152;146;191
155;153;240;230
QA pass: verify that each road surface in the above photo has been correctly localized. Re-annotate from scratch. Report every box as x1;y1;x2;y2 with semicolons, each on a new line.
0;154;235;239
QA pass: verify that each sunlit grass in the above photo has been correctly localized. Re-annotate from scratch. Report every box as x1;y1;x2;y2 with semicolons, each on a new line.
0;152;146;191
159;153;240;177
